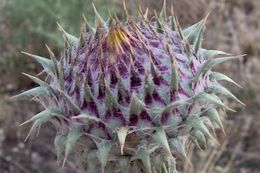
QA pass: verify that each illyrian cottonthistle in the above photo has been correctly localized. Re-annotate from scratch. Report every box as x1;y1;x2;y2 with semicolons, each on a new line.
14;1;244;173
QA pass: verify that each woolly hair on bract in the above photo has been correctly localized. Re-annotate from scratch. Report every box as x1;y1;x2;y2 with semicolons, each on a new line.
14;0;244;172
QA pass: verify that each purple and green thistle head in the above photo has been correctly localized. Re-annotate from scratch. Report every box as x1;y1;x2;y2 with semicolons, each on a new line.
13;1;244;173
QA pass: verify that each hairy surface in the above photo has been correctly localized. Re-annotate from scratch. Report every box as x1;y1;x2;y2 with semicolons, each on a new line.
15;2;243;173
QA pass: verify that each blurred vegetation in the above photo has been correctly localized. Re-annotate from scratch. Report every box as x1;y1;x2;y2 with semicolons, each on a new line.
0;0;121;91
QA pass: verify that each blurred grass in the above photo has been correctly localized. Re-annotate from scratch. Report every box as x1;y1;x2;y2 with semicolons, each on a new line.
1;0;121;48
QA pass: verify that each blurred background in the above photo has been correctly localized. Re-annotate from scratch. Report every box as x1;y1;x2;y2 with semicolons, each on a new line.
0;0;259;172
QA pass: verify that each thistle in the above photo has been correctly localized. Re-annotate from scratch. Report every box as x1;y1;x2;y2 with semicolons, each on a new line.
14;1;244;173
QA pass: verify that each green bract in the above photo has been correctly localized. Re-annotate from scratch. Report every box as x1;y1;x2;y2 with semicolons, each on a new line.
15;1;244;173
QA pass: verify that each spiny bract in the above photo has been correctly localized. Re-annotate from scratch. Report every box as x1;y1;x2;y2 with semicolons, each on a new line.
15;1;244;173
